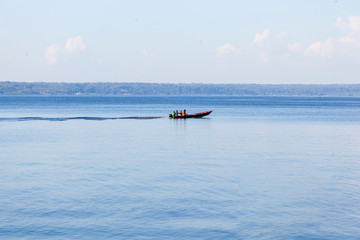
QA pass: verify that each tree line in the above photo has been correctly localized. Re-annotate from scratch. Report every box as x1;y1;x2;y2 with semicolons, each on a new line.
1;82;360;96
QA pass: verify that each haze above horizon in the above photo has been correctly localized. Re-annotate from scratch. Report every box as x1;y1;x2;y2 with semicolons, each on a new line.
1;0;360;84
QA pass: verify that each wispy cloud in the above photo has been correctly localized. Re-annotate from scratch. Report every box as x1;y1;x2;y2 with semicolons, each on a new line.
216;44;236;55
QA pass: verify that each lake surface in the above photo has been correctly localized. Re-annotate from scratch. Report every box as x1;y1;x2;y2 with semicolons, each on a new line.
1;96;360;239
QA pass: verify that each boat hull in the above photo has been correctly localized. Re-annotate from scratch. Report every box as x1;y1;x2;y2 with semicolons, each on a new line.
170;110;212;119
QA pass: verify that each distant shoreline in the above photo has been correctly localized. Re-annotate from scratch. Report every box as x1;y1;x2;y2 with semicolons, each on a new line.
1;82;360;97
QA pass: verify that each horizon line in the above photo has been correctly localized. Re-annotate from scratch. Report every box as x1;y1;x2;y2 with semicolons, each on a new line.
2;81;360;86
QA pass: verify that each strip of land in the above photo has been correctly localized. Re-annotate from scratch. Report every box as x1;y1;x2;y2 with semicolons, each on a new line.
1;82;360;96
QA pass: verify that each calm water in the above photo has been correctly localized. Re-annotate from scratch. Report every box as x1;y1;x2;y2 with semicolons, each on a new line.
1;96;360;239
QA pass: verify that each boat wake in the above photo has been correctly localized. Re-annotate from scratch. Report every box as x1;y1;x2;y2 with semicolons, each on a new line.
0;116;167;122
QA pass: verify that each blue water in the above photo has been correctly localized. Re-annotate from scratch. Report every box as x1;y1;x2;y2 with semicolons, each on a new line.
1;96;360;239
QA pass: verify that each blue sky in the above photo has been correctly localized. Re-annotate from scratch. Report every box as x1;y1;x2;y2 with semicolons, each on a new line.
1;0;360;84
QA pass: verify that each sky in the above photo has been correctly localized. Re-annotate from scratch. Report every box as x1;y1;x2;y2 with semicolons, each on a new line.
1;0;360;84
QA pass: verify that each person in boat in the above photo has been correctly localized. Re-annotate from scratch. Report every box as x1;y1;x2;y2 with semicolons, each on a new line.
172;111;175;119
175;110;179;116
183;109;186;116
180;110;183;116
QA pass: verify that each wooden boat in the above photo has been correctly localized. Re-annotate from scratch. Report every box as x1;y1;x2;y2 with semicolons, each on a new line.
169;110;212;119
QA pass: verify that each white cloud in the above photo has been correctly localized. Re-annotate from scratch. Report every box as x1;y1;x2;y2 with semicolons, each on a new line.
216;44;236;55
254;29;269;44
303;15;360;59
334;16;360;55
304;39;334;58
335;17;345;27
284;16;360;60
45;44;61;64
338;36;355;44
304;42;322;57
348;16;360;31
251;30;271;63
276;31;287;40
65;35;86;54
45;35;86;64
336;16;360;31
259;52;269;64
216;16;360;64
287;43;302;52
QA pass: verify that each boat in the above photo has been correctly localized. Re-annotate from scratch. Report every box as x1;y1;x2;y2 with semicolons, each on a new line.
169;110;212;119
